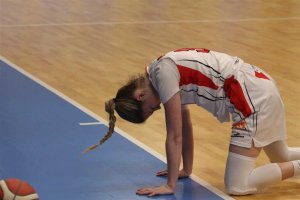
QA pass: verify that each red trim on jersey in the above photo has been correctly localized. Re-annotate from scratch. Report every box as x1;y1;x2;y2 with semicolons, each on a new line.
174;48;210;53
177;65;218;90
224;76;252;117
255;71;270;80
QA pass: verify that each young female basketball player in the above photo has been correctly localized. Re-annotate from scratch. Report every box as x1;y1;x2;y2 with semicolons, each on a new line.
85;48;300;196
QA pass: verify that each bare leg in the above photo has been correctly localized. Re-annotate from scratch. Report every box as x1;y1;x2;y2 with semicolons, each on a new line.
229;143;261;157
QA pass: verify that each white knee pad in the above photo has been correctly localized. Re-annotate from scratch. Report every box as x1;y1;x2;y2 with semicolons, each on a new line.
225;152;282;195
225;152;257;195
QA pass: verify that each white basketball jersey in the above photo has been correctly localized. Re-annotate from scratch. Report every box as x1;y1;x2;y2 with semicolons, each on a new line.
147;48;286;148
147;48;248;122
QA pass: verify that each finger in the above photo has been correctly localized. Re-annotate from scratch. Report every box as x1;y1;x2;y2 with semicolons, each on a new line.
156;169;167;174
156;172;167;176
136;190;150;195
136;188;149;193
136;188;152;195
148;192;157;197
156;170;168;176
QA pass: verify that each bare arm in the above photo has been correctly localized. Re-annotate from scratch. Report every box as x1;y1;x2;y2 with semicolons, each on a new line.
181;105;194;176
136;92;182;196
164;92;183;189
156;105;194;178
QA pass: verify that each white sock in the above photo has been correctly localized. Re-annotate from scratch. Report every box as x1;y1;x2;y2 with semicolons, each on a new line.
288;148;300;160
292;160;300;176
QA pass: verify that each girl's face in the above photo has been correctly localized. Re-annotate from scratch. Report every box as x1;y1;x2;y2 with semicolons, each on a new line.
141;92;161;120
134;88;161;121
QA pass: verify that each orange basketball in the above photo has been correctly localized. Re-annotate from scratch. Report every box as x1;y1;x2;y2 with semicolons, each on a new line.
0;178;39;200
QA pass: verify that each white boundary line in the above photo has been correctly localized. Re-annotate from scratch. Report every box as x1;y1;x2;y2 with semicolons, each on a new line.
79;122;102;126
0;56;234;200
0;16;299;28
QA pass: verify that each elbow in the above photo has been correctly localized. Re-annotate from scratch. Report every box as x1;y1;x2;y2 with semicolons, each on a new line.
175;136;183;145
167;134;182;146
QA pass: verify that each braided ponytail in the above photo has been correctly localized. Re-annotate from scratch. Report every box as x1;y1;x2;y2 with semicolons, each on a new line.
83;99;116;153
83;74;146;153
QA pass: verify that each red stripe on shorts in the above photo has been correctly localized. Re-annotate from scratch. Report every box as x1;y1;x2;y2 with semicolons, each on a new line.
224;76;252;117
177;65;219;90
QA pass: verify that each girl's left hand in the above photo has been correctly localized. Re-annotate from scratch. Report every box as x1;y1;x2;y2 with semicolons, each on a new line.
136;184;174;197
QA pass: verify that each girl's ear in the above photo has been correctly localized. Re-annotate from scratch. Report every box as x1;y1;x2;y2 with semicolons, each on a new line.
137;93;145;101
134;89;145;101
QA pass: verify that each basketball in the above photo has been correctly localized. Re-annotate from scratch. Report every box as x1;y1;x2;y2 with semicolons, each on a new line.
0;178;39;200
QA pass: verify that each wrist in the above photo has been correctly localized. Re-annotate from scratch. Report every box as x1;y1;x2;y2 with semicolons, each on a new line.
184;169;192;176
166;182;176;191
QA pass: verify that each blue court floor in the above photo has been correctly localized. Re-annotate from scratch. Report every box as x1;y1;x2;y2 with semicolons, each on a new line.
0;58;233;200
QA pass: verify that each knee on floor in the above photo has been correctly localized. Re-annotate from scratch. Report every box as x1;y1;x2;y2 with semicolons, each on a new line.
225;184;257;196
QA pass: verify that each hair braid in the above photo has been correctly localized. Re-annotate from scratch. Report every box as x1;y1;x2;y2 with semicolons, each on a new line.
83;99;116;153
83;74;147;154
100;99;116;144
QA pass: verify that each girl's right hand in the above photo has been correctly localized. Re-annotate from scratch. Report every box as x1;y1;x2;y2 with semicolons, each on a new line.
156;169;190;179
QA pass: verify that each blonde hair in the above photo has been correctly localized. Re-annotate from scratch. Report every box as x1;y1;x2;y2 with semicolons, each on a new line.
83;75;146;153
